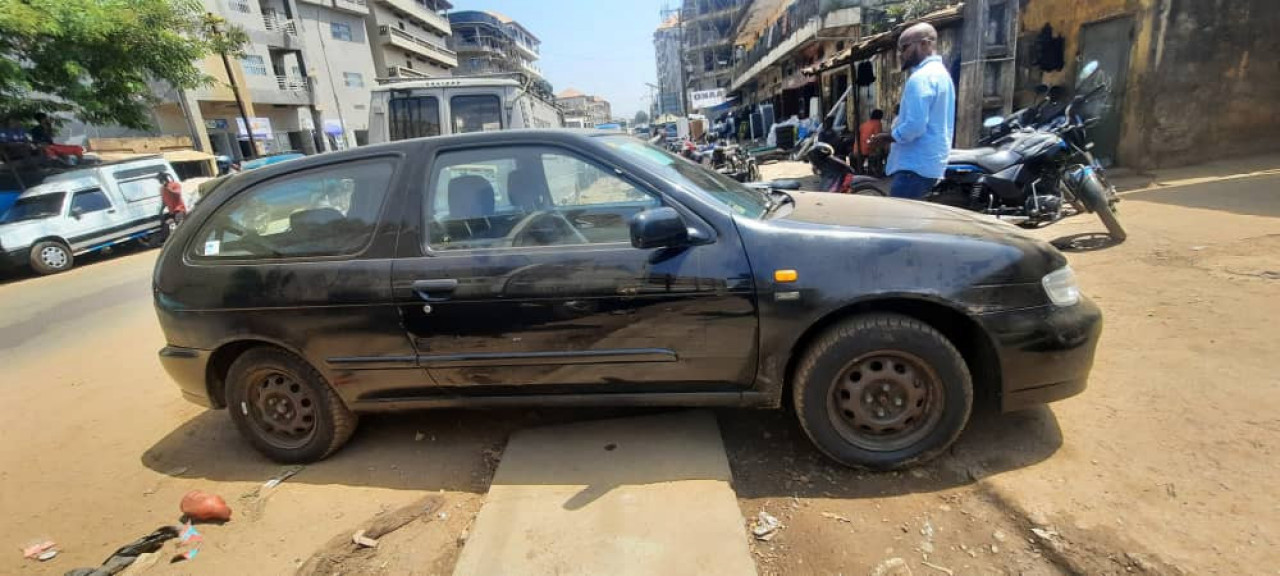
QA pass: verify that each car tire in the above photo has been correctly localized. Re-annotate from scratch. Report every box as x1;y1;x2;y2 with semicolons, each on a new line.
792;313;973;470
29;240;74;275
225;347;358;463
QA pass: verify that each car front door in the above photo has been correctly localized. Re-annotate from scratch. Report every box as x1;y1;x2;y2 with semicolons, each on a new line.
64;187;118;251
388;142;757;397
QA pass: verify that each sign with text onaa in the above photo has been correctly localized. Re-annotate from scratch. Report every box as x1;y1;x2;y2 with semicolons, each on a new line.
688;88;727;110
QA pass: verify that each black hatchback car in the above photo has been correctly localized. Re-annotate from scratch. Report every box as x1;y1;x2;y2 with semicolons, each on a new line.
154;130;1101;470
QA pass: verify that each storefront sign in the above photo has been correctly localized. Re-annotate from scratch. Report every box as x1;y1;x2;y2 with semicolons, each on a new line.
688;89;727;110
205;119;229;131
235;117;273;139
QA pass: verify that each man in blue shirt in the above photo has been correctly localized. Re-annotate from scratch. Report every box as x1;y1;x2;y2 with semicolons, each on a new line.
870;23;955;199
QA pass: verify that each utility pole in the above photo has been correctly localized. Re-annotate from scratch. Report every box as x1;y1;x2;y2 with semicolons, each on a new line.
955;0;988;147
206;13;259;159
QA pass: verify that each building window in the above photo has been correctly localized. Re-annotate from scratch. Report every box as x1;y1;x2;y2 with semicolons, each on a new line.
343;72;365;87
331;21;353;41
226;0;251;13
240;55;268;76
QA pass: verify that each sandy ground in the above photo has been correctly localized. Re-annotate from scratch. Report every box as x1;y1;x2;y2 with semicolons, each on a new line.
1;157;1277;575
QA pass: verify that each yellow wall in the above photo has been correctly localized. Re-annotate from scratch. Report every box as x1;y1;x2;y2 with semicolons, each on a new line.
1019;0;1158;166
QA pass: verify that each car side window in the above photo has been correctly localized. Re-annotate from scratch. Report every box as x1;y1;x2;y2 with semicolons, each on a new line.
70;188;112;214
190;160;395;260
426;146;660;251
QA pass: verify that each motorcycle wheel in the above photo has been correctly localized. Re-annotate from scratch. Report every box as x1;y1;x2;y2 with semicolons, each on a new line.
1095;197;1127;242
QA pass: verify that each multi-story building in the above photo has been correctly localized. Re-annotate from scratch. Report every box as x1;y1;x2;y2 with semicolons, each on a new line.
151;0;381;159
728;0;862;118
448;10;543;83
680;0;749;103
296;0;379;147
653;14;685;116
556;89;612;128
362;0;457;79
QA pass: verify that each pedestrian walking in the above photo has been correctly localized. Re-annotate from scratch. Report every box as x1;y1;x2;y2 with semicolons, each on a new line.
870;23;955;199
157;173;186;226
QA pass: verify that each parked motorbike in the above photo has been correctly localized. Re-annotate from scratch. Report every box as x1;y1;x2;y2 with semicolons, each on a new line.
807;142;885;195
927;61;1125;240
709;140;761;182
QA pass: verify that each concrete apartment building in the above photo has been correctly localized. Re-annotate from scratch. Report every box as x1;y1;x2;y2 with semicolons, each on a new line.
556;89;611;128
363;0;457;79
448;10;543;82
653;14;686;116
151;0;379;159
680;0;749;98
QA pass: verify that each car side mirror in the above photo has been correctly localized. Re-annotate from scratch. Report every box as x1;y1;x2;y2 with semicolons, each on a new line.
630;207;688;249
71;207;83;219
766;179;802;190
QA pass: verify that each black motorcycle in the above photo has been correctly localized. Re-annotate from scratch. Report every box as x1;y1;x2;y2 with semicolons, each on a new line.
855;61;1125;241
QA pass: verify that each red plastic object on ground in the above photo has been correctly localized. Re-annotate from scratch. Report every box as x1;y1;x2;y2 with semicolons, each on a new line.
180;490;232;522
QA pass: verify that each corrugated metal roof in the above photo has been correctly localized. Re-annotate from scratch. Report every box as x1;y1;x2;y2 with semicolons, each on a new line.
803;3;965;76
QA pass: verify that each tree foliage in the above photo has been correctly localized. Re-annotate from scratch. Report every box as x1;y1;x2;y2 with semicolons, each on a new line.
633;110;649;126
0;0;245;129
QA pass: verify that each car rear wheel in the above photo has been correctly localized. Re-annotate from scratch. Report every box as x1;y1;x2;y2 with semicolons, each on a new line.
226;347;358;463
793;313;972;470
29;240;73;275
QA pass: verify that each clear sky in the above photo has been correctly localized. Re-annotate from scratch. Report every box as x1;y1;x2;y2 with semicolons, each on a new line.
451;0;671;121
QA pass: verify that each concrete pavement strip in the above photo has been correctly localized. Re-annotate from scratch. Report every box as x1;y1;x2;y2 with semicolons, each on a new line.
453;410;757;576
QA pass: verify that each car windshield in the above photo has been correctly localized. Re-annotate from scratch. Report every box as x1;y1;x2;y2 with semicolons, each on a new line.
600;136;768;218
2;193;66;224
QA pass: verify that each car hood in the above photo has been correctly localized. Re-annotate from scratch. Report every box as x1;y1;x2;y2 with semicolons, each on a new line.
734;190;1068;290
0;218;52;239
777;190;1022;237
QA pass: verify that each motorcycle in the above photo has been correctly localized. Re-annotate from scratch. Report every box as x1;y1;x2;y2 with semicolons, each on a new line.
807;142;886;195
709;139;761;182
921;60;1126;240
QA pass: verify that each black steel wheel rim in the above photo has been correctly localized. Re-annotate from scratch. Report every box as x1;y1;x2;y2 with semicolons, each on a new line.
244;369;318;450
826;350;945;452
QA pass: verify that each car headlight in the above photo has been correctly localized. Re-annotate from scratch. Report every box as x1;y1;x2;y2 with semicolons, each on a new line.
1042;266;1081;306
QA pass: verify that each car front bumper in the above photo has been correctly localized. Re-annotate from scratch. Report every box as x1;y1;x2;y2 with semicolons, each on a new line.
978;297;1103;412
0;247;30;271
159;346;215;408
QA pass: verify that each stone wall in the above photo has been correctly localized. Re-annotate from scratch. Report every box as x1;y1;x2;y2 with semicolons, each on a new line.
1019;0;1280;169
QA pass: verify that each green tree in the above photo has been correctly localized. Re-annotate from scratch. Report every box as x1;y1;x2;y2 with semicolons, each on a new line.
0;0;245;129
633;110;649;126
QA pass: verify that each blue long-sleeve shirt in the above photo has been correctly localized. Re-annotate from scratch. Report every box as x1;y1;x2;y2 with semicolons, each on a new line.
887;55;955;179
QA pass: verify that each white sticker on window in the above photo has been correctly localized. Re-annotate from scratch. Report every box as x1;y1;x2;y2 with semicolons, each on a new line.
204;240;220;255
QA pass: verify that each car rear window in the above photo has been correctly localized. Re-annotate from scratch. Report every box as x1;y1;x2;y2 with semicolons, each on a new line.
189;159;395;260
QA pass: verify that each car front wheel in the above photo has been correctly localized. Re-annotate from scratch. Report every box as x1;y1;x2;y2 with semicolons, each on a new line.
793;313;973;470
29;240;74;274
225;347;358;463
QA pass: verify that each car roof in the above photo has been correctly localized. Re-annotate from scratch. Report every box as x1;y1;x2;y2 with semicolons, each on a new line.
237;130;619;183
18;176;99;199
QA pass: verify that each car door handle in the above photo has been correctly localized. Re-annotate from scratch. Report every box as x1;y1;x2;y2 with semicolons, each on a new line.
412;279;458;301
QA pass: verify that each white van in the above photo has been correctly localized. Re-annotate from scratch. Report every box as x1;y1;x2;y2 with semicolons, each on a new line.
0;156;178;274
366;77;563;144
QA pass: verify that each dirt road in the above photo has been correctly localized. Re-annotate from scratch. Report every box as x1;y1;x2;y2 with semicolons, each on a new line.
1;159;1277;575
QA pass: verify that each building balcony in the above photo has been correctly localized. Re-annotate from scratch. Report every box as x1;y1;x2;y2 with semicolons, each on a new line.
262;13;298;35
729;0;860;92
378;25;458;68
512;40;538;60
374;0;451;36
453;37;506;55
387;65;431;78
520;60;542;78
333;0;369;15
248;75;313;106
